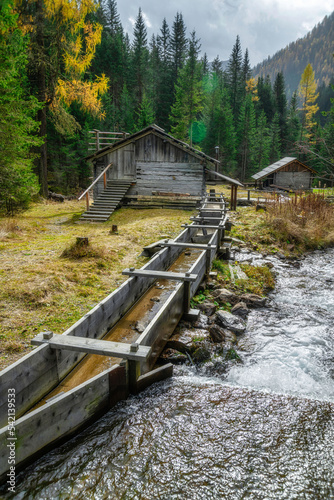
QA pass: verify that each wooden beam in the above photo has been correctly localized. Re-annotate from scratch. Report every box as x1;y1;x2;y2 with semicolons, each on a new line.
181;224;225;229
31;333;151;361
161;241;217;250
122;268;197;282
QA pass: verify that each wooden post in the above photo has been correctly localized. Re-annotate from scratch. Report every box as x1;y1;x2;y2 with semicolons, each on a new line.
247;190;250;201
95;129;100;150
128;343;141;394
103;171;107;189
85;191;89;210
206;243;212;273
183;276;191;313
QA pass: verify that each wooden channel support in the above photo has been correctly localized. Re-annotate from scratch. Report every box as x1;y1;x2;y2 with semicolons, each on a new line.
161;240;217;274
122;267;197;325
31;332;152;361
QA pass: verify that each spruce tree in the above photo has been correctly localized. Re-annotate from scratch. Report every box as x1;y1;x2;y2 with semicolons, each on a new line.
237;93;256;180
251;111;270;174
132;8;149;106
170;30;203;143
286;91;301;154
273;72;288;149
226;35;243;121
170;12;188;94
256;75;275;122
242;48;252;85
156;18;173;130
269;113;281;162
0;0;41;212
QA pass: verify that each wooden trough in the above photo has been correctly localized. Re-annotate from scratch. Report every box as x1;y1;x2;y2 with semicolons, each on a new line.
0;194;228;484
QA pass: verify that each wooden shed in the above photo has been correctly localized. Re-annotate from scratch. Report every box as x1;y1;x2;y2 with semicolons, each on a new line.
252;157;316;190
80;124;243;221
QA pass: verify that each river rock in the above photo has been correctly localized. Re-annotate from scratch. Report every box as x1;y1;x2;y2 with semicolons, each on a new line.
231;301;249;319
159;348;187;364
215;310;246;334
240;293;266;308
198;300;217;316
224;331;237;343
211;288;238;305
192;346;211;362
166;328;207;353
208;324;226;343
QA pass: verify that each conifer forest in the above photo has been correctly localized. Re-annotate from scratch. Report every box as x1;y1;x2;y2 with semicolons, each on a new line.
1;0;334;213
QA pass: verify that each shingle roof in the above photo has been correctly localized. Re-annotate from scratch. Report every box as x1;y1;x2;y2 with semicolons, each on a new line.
251;157;316;180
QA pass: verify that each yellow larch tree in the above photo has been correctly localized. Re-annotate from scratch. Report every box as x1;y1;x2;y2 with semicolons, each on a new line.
15;0;108;195
298;63;319;143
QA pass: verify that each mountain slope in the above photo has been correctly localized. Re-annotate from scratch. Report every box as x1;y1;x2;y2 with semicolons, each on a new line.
253;12;334;97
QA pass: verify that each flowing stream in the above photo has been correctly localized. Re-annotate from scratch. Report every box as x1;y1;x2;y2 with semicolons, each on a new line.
3;249;334;499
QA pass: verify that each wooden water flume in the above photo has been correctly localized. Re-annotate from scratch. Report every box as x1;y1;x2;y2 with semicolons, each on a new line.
0;193;230;483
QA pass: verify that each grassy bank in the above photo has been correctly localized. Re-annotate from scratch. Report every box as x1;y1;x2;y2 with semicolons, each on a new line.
0;200;195;369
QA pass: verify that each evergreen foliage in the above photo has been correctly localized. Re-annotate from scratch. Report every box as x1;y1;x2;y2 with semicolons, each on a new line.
0;0;41;213
2;2;334;199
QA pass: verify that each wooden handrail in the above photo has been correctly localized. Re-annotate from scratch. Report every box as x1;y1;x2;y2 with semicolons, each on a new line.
78;163;113;209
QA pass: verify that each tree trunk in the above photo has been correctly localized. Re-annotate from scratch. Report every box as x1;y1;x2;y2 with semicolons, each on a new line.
36;0;48;197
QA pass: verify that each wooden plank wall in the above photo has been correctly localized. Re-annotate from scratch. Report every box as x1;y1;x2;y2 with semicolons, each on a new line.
92;132;207;199
135;162;204;196
0;365;126;483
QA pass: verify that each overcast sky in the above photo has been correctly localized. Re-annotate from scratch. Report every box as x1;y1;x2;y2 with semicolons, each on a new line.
116;0;334;66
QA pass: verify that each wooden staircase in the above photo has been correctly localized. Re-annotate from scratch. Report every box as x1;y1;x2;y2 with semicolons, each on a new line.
79;180;132;222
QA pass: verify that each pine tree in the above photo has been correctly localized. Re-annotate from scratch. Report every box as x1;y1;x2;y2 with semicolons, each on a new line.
242;48;252;85
286;91;301;154
251;111;270;174
226;35;243;120
170;31;203;143
237;93;256;180
136;92;155;130
0;0;41;212
201;82;236;171
156;19;173;130
269;112;281;162
119;83;135;132
132;8;149;106
273;72;288;149
170;12;188;94
256;75;275;122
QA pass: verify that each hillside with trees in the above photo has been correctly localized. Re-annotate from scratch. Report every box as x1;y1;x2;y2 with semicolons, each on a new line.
253;12;334;98
1;0;334;215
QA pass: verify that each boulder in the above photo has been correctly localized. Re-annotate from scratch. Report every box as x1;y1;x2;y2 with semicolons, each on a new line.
224;331;237;343
159;348;187;364
198;300;217;316
166;328;207;353
208;324;225;343
211;288;238;305
231;301;249;319
240;293;266;308
215;310;246;334
192;346;211;362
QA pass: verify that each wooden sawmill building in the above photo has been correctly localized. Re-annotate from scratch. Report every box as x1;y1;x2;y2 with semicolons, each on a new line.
252;157;316;190
81;124;243;221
